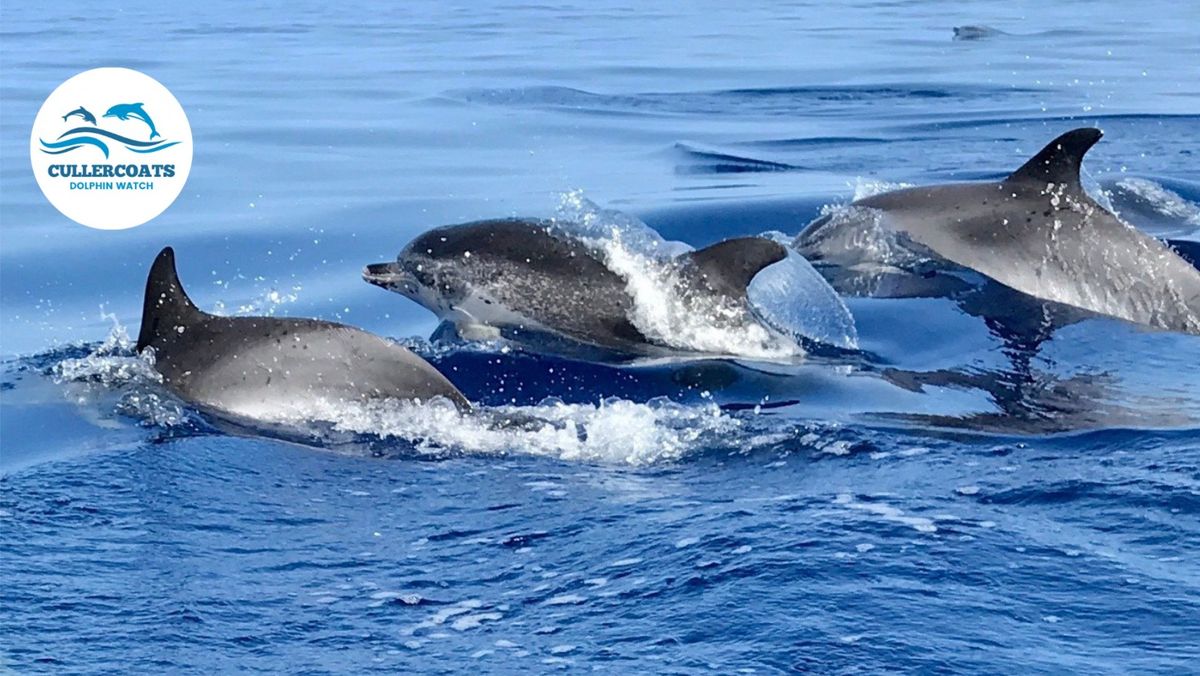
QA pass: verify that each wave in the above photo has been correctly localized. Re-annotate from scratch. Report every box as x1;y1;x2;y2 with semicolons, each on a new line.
446;83;1046;118
39;136;111;158
673;142;803;175
1109;177;1200;230
58;126;162;146
894;112;1200;134
39;126;179;158
126;142;181;153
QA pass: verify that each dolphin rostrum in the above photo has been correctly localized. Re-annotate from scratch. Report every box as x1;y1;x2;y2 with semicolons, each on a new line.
104;102;160;140
137;247;470;421
795;128;1200;334
363;218;794;357
62;106;97;125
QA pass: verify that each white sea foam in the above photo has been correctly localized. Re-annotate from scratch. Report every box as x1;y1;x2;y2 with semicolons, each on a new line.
50;315;196;429
405;599;498;636
834;493;938;533
851;178;914;201
452;612;503;631
266;395;741;465
51;313;155;386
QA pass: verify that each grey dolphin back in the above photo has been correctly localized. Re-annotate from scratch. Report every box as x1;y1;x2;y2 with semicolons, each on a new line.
858;128;1200;333
1004;127;1103;190
137;247;472;414
1000;128;1200;331
676;237;788;299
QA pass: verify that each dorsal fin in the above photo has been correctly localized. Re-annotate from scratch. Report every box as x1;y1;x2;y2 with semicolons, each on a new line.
1005;128;1102;189
137;247;203;352
677;237;788;298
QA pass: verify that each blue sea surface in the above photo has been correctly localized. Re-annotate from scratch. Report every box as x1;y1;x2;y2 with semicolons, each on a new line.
2;1;1200;673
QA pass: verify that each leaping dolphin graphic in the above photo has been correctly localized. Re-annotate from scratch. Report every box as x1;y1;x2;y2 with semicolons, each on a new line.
103;102;160;140
62;106;97;125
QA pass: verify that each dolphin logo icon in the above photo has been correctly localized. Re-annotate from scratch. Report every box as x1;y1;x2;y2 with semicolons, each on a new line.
62;106;97;125
103;102;160;140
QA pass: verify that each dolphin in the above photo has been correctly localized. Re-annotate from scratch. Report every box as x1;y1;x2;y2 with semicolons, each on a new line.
362;218;793;358
62;106;97;125
795;128;1200;334
136;247;471;423
104;102;160;140
952;25;1009;41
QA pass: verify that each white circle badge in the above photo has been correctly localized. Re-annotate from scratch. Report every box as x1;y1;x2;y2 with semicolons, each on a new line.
29;68;193;230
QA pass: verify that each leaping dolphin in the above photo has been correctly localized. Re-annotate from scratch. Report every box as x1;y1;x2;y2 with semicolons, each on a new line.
795;128;1200;335
104;102;160;140
137;247;471;422
62;106;97;125
363;219;796;358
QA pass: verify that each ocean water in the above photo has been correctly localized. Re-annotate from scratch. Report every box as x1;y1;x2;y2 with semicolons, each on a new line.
3;1;1200;673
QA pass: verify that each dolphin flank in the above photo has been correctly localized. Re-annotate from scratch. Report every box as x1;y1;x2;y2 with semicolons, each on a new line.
137;247;471;422
795;128;1200;335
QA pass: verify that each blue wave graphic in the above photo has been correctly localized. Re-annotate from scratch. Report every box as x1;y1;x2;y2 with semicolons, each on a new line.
127;141;181;154
41;146;101;156
58;126;160;147
40;136;109;158
39;126;180;157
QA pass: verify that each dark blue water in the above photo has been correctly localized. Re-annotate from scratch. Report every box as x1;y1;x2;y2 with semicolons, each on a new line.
3;1;1199;672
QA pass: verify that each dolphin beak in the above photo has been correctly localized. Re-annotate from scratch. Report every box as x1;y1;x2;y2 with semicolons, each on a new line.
362;262;416;292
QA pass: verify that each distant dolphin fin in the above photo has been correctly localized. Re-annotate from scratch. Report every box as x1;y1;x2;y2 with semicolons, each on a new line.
1005;127;1103;190
137;247;204;352
677;237;788;299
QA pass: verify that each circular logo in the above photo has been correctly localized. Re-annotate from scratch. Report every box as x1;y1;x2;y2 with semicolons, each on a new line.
29;68;192;230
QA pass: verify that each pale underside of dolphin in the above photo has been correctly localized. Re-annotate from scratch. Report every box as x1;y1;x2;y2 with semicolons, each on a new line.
137;247;471;421
795;128;1200;335
363;219;795;358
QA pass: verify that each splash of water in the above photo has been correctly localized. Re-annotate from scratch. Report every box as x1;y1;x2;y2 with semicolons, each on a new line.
600;230;805;359
49;314;196;429
551;191;856;355
851;178;914;201
552;189;689;258
1114;177;1200;227
272;395;743;465
749;233;858;349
